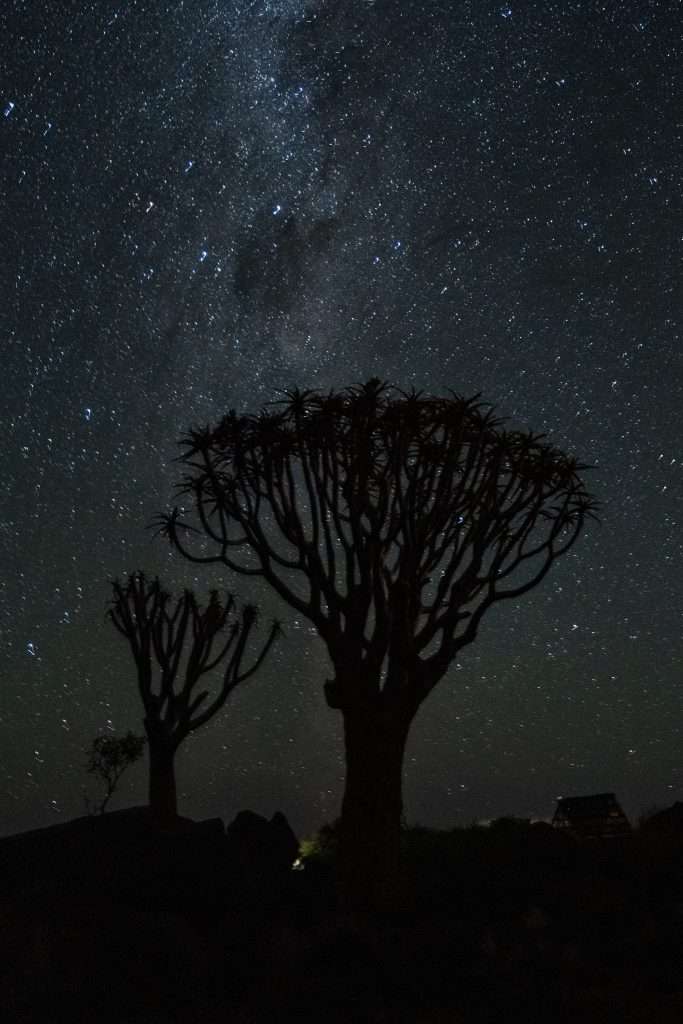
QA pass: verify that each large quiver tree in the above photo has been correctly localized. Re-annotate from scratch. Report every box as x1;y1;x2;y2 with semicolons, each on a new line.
109;573;279;822
158;380;596;905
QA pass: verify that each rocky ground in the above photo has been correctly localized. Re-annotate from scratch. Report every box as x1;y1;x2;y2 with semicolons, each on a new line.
2;811;683;1022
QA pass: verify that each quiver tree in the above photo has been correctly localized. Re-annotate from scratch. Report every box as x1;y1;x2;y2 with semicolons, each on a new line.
157;379;597;905
108;573;279;822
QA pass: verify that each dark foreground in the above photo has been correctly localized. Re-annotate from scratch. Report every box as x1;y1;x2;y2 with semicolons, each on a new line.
2;810;683;1022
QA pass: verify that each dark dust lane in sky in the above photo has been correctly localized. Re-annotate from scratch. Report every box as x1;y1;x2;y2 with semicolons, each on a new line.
1;0;681;836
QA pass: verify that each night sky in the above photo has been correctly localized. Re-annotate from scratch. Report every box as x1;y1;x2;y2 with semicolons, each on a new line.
2;1;681;839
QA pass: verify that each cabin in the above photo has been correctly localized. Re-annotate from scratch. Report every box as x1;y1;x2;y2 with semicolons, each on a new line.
551;792;631;839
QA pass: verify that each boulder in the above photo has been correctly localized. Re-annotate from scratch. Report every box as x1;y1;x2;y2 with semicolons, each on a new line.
225;809;299;891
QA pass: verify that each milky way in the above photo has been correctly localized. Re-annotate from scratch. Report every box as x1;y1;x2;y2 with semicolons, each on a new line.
2;0;681;836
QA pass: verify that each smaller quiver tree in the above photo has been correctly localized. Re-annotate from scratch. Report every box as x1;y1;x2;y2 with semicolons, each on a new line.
108;573;279;822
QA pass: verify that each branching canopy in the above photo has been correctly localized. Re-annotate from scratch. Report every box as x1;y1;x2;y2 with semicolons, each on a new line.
156;380;597;709
109;573;280;745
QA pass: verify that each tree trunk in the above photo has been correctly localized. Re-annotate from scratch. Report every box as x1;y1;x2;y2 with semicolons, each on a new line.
337;704;413;912
146;739;178;823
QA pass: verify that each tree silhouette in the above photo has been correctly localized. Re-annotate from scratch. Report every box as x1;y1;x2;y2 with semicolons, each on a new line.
84;731;146;815
157;379;597;905
108;573;280;822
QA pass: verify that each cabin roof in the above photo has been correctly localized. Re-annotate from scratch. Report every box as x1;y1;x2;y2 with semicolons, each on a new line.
552;792;631;836
554;792;622;816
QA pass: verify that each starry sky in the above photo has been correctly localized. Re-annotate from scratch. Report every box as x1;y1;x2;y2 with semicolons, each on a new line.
2;0;681;839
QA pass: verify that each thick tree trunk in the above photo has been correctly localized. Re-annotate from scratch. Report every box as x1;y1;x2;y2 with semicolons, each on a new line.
146;739;178;823
337;705;413;911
